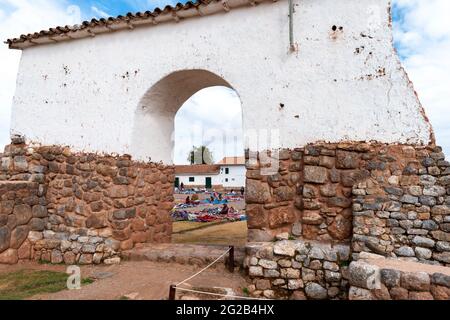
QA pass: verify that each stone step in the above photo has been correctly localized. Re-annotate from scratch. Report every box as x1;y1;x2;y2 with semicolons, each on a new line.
121;243;245;267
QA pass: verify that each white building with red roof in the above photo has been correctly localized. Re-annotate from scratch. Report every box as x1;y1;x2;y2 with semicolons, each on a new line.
175;156;245;190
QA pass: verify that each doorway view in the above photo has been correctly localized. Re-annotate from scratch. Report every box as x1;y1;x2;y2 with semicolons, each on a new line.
171;86;247;246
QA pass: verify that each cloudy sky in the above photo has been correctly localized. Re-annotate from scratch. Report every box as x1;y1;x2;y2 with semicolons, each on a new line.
0;0;449;164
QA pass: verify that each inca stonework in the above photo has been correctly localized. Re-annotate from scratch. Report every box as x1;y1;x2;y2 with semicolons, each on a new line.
0;137;173;264
244;143;450;299
2;0;450;300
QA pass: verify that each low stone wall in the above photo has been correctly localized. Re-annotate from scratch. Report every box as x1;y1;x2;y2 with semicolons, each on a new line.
347;254;450;300
0;137;174;264
244;240;351;300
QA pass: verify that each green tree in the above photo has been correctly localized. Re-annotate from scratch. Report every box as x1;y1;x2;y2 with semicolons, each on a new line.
187;146;214;165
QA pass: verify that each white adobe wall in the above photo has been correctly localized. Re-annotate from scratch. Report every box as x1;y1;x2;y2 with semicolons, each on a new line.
218;165;246;188
177;174;218;188
10;0;432;164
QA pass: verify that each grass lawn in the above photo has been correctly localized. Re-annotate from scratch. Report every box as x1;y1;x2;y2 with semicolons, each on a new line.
0;270;93;300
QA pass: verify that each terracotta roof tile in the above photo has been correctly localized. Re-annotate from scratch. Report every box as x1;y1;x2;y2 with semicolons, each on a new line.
5;0;271;49
175;164;221;175
216;156;245;165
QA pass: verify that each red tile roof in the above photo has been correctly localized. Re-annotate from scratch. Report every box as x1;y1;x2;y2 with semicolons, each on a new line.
5;0;271;50
216;156;245;165
175;164;221;175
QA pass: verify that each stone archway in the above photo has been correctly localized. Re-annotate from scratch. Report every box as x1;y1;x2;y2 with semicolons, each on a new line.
130;70;235;165
131;69;248;246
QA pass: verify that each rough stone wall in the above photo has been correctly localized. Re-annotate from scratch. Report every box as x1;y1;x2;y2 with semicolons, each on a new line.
246;143;450;266
347;255;450;300
245;239;351;300
244;142;450;298
0;138;174;264
352;145;450;266
246;143;383;243
0;181;44;264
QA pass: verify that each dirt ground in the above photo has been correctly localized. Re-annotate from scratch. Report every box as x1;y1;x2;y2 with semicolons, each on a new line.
172;221;248;246
0;193;250;300
0;260;249;300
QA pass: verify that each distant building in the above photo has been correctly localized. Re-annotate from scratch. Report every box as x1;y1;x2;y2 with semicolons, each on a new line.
175;156;245;190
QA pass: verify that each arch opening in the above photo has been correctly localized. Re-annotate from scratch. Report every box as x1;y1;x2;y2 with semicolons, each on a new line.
131;70;234;164
132;69;248;246
172;85;248;246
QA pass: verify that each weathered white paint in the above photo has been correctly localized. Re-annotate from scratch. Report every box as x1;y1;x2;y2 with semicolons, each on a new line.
176;164;246;189
10;0;433;164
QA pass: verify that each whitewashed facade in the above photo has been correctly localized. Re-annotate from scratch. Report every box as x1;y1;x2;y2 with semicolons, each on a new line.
176;157;246;189
7;0;433;165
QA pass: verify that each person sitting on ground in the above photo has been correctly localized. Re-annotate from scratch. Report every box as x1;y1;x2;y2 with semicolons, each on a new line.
218;193;223;201
180;182;184;191
192;193;199;202
185;196;191;204
220;204;229;215
210;196;215;203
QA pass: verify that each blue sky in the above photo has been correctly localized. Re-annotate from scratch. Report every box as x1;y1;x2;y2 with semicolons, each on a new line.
71;0;181;19
0;0;449;163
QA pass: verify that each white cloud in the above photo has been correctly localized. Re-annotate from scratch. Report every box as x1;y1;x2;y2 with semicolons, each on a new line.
0;0;81;149
393;0;450;155
174;87;243;164
91;6;109;18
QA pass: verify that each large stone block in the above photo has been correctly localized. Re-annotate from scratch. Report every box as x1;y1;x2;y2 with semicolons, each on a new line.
274;186;295;202
268;206;296;229
412;236;435;248
432;252;450;264
13;204;32;226
336;150;360;169
305;283;328;300
10;226;29;249
273;240;296;257
401;272;430;291
301;211;323;225
29;218;45;231
246;205;267;229
108;185;129;198
341;170;370;187
112;208;136;220
246;180;271;204
328;214;352;240
380;269;401;288
32;205;48;218
327;197;352;208
430;231;450;242
0;248;18;264
304;166;328;184
86;212;108;229
348;286;374;300
0;226;11;253
348;261;381;290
